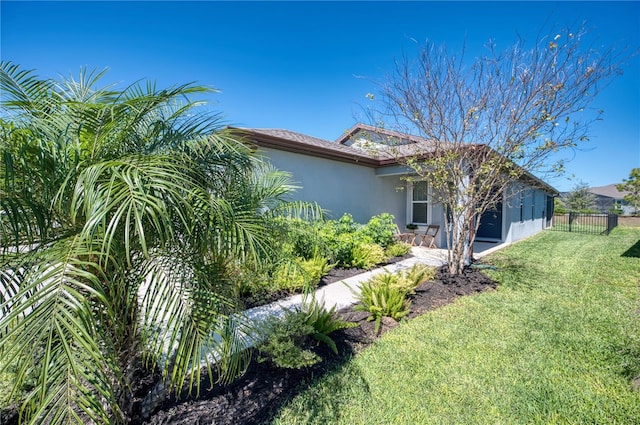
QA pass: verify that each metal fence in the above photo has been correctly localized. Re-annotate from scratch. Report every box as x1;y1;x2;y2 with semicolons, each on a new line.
551;212;619;235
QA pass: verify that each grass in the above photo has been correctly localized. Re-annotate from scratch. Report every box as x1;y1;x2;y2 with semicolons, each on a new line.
272;227;640;424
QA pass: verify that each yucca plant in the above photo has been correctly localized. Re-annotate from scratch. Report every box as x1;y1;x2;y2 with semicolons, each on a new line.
353;279;411;334
0;62;321;424
298;296;357;354
368;264;435;296
398;264;436;294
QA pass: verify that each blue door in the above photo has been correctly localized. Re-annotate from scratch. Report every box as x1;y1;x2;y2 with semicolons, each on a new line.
477;202;502;240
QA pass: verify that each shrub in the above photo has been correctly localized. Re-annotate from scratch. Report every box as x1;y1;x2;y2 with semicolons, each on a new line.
360;213;397;248
258;312;320;369
402;264;436;293
271;256;335;294
368;264;435;295
315;213;406;268
336;213;358;234
278;217;328;260
384;241;411;258
271;261;308;293
300;255;335;286
316;215;359;266
258;297;356;368
353;279;411;334
234;270;274;306
351;242;385;269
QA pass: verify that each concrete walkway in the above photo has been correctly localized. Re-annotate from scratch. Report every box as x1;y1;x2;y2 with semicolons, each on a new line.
243;247;449;324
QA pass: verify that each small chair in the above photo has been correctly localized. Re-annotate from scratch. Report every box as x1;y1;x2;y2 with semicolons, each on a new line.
416;225;439;248
394;224;416;244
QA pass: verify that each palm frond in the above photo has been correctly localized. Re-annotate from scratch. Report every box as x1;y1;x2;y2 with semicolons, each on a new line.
0;62;310;422
0;61;56;116
0;194;50;252
0;236;118;424
136;251;253;395
68;154;206;264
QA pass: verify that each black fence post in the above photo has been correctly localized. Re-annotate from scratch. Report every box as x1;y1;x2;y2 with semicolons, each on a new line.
606;213;618;235
569;211;575;232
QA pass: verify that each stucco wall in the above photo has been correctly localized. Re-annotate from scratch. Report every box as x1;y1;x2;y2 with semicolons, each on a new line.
258;147;406;223
259;146;553;248
503;185;550;243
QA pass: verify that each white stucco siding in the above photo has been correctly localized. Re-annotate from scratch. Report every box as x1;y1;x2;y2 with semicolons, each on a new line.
258;147;406;223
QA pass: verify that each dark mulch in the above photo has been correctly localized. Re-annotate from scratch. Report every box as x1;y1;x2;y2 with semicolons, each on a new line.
136;263;497;425
0;262;496;425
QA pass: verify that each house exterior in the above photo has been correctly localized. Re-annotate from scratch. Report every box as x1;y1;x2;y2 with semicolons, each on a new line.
587;184;633;215
236;124;558;249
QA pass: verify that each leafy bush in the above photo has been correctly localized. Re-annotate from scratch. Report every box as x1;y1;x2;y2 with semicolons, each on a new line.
353;278;411;334
351;242;385;269
259;297;355;368
300;255;335;286
317;223;358;267
384;241;411;258
277;217;328;260
258;312;320;369
271;261;309;293
360;213;397;248
336;213;358;234
351;264;434;334
308;213;405;268
271;255;335;294
231;263;274;306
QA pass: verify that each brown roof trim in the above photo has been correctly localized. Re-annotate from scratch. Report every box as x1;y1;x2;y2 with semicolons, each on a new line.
231;127;387;167
231;126;558;195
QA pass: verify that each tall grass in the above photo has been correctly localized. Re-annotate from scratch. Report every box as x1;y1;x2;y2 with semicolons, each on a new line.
272;228;640;424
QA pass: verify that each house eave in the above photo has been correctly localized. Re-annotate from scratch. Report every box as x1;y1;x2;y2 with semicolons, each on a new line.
230;126;559;194
232;127;389;167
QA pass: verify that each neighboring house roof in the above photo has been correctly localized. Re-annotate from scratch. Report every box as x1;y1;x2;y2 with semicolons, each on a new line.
588;184;630;199
232;124;558;195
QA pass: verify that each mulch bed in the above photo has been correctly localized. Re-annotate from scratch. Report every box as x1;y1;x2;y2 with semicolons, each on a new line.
136;263;497;425
0;260;497;425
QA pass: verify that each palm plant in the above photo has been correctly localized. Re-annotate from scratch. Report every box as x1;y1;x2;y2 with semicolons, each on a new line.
0;62;320;424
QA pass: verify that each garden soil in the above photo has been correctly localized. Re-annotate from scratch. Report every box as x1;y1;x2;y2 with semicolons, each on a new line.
135;264;497;425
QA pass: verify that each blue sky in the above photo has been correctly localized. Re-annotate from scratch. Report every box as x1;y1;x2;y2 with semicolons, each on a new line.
1;1;638;191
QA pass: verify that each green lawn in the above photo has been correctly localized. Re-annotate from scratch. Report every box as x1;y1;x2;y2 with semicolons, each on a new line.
272;227;640;424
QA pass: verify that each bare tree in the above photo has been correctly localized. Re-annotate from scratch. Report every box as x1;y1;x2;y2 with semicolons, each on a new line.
363;25;632;274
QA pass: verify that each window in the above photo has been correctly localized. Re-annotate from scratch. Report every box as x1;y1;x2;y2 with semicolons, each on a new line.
519;192;524;222
412;181;429;224
531;190;535;220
